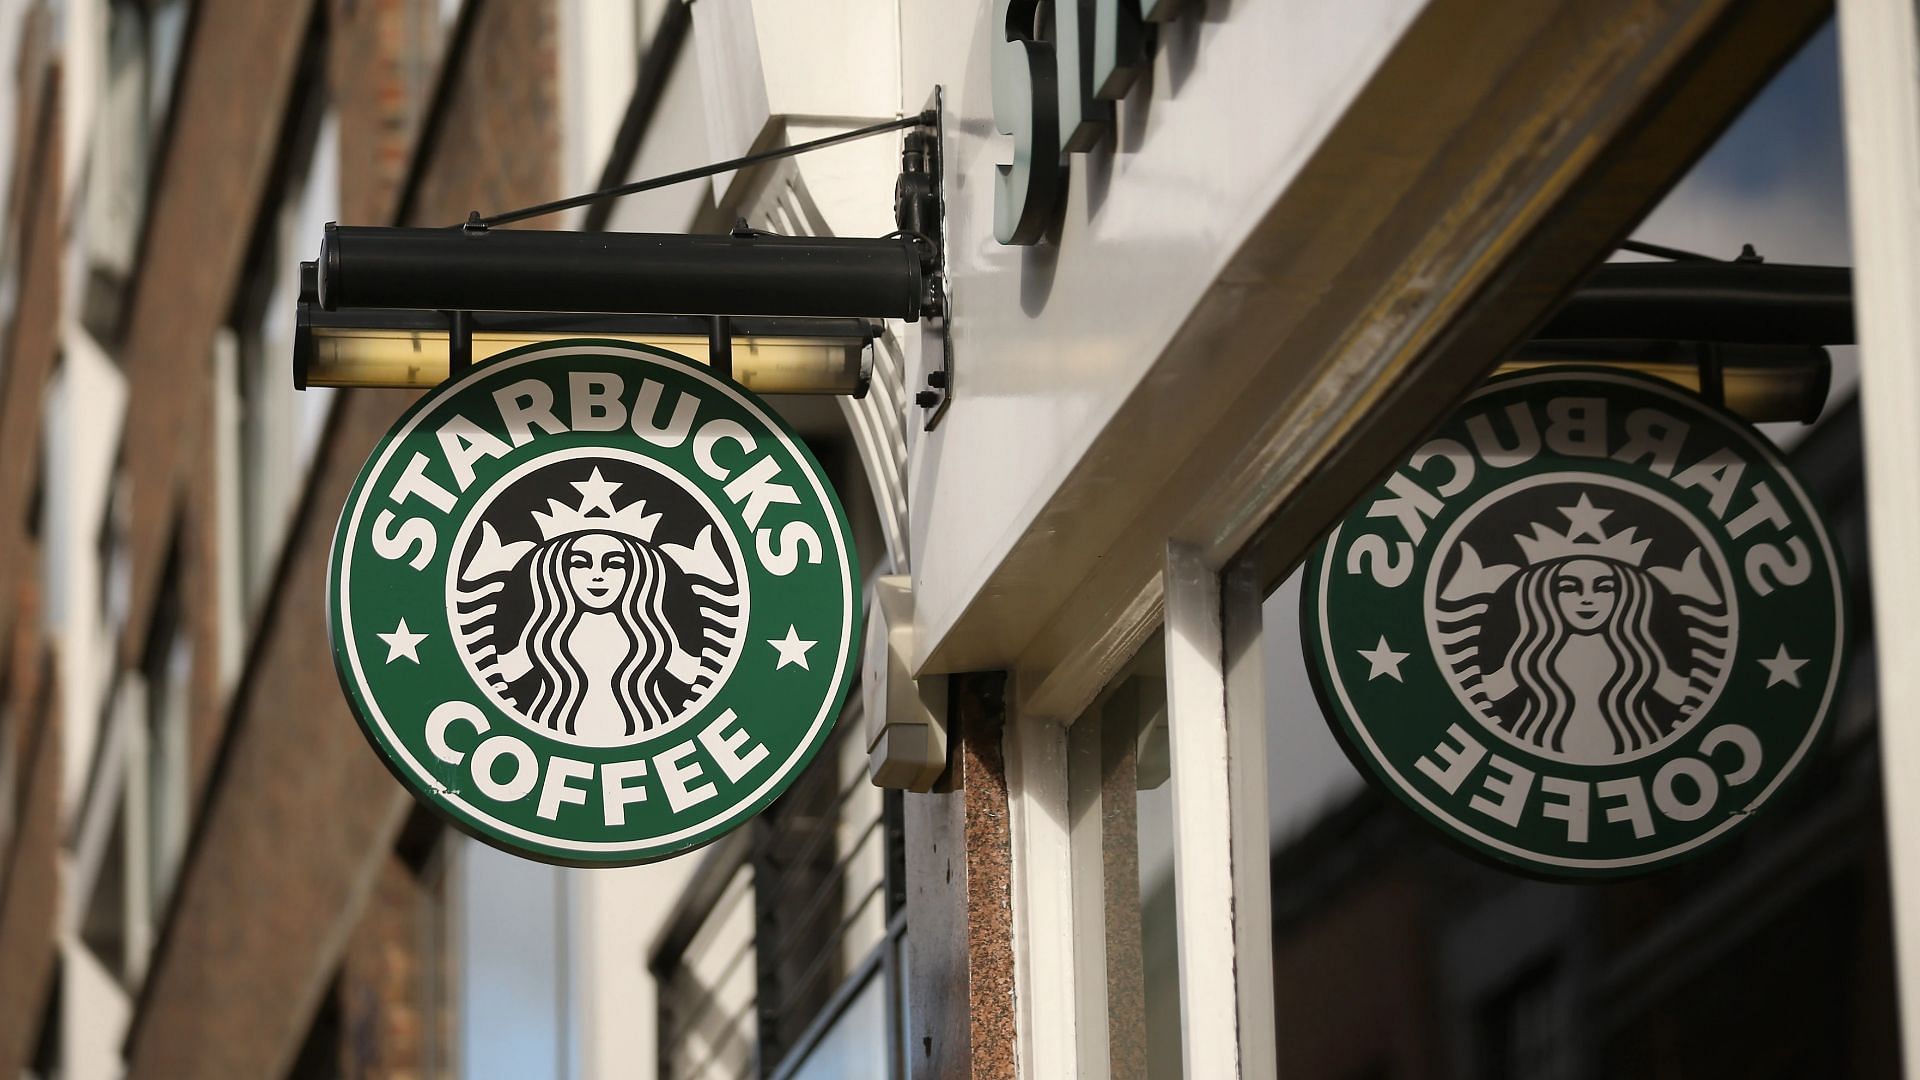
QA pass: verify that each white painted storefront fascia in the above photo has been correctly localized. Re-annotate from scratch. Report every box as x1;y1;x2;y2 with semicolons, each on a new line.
689;0;903;207
898;0;1423;685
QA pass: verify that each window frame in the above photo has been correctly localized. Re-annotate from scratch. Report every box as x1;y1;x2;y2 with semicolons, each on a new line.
652;702;909;1080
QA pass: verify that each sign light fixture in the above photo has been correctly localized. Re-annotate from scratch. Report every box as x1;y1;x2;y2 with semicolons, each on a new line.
1509;252;1850;424
1498;341;1829;424
295;286;879;396
289;108;948;400
1301;367;1847;878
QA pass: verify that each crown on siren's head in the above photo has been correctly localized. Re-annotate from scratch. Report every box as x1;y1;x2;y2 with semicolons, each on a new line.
532;467;662;542
1515;492;1650;567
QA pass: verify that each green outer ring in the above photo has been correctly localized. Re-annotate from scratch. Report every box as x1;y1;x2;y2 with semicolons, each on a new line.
1297;366;1848;880
326;339;862;867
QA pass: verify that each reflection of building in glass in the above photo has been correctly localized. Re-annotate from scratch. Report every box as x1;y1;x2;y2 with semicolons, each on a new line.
1269;406;1894;1079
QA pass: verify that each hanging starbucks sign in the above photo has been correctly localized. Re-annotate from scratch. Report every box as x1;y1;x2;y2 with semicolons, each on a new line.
1302;368;1845;878
329;340;860;866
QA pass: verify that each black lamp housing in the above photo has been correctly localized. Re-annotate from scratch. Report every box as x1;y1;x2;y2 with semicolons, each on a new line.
316;223;930;320
1507;258;1852;424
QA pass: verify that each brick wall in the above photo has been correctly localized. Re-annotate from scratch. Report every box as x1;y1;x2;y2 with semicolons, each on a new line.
116;0;321;818
0;63;62;1080
123;1;559;1074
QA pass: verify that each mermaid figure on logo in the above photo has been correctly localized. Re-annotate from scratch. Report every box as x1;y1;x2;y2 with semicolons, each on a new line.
453;467;744;745
1435;492;1731;763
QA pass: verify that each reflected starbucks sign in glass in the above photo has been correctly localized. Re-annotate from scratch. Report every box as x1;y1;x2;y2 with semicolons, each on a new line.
329;341;860;865
1303;369;1845;878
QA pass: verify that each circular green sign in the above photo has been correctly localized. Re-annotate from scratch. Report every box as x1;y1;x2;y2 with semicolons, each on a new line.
1301;369;1845;878
329;340;860;866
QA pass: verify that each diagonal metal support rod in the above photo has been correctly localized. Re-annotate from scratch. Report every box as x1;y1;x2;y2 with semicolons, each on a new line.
1618;237;1720;262
469;111;938;229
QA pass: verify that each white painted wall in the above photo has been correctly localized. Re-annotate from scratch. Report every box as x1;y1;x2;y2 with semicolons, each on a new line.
601;30;714;234
896;0;1425;669
60;942;132;1080
45;328;128;817
689;0;899;205
570;855;698;1079
555;0;640;228
59;0;104;212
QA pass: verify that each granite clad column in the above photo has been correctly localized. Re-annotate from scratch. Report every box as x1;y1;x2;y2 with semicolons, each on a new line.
904;672;1016;1080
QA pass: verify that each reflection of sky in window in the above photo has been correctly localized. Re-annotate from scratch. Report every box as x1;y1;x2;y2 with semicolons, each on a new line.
1631;22;1847;266
460;839;575;1080
1624;20;1855;438
1266;21;1854;846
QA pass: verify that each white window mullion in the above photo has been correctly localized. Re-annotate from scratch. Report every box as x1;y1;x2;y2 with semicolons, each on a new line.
1837;0;1920;1073
1162;544;1276;1078
1005;706;1080;1079
1222;565;1277;1078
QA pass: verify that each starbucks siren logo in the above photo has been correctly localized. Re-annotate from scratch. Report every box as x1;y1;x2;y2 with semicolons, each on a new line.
1303;369;1844;877
330;341;859;866
448;453;748;745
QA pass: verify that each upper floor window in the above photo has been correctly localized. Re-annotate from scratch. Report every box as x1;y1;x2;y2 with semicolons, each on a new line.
79;0;188;341
141;543;190;915
228;68;338;613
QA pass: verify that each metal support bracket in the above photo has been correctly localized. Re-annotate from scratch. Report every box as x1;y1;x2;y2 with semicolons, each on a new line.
897;87;953;430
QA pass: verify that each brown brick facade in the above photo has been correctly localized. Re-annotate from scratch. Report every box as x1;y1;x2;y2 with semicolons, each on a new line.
0;0;567;1076
0;56;62;1080
120;2;560;1068
0;636;60;1078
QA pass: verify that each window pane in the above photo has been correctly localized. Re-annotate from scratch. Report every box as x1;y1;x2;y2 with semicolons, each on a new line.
659;863;758;1080
456;838;571;1077
786;971;890;1080
1069;636;1182;1078
1257;22;1896;1076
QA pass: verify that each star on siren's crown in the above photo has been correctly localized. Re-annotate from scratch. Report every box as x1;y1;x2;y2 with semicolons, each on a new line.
532;490;662;542
1515;518;1651;567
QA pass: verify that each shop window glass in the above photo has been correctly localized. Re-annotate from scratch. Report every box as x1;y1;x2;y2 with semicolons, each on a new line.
658;861;759;1080
315;827;457;1078
1068;634;1184;1078
785;971;889;1080
1254;21;1896;1078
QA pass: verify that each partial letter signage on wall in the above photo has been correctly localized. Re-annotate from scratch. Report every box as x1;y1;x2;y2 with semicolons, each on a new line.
329;341;860;865
1302;369;1845;878
991;0;1186;244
